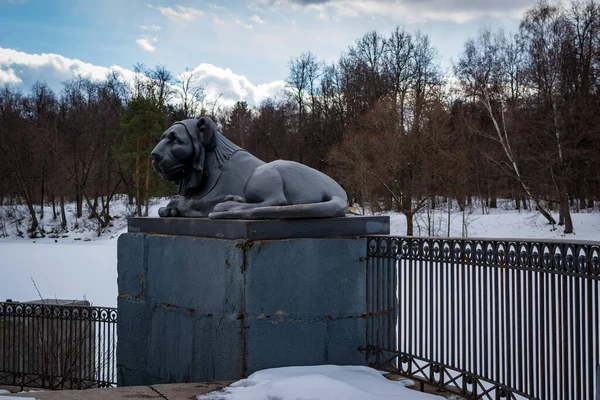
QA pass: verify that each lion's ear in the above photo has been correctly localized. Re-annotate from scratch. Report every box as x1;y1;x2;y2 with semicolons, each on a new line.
197;117;217;150
190;130;204;171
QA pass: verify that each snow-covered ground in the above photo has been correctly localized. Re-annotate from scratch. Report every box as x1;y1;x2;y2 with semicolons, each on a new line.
0;197;168;307
0;197;598;307
0;196;168;240
385;198;600;241
196;365;446;400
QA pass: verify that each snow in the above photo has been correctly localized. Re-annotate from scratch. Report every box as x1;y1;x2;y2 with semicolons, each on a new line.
196;365;439;400
0;389;39;399
0;197;597;308
0;196;169;240
385;199;600;241
0;197;168;307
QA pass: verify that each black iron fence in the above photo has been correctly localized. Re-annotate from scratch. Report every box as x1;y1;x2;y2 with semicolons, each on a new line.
365;236;600;400
0;301;117;390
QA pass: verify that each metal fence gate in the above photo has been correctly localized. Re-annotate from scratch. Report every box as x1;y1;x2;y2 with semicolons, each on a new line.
365;236;600;400
0;301;117;390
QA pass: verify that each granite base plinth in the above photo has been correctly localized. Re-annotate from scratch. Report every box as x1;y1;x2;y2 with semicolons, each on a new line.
117;217;388;386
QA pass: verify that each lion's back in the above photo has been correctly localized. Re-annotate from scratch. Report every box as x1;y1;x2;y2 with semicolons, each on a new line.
266;160;347;203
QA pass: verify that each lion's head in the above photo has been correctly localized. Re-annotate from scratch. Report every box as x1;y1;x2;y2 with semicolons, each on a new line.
151;117;242;195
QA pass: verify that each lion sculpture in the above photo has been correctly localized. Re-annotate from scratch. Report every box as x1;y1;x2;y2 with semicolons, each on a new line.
150;117;348;219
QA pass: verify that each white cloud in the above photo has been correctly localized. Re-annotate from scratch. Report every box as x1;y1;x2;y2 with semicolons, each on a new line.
149;5;205;21
0;47;284;108
0;47;137;90
0;67;21;84
267;0;531;23
209;3;227;11
138;24;161;31
250;15;266;24
183;63;285;107
236;19;254;29
211;13;225;25
136;37;158;52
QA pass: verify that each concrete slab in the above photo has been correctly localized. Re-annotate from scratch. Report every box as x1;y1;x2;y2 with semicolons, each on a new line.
127;216;390;240
152;382;231;399
0;382;232;400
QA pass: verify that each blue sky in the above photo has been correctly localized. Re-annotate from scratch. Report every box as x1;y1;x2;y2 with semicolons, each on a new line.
0;0;536;106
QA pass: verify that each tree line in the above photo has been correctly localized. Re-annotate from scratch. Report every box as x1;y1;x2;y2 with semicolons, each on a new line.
1;1;599;236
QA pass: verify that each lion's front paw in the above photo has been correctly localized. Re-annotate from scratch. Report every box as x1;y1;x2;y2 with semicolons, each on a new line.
223;195;246;202
158;207;180;217
212;201;244;213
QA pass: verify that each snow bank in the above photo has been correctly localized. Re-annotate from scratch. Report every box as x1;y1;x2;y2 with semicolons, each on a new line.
196;365;436;400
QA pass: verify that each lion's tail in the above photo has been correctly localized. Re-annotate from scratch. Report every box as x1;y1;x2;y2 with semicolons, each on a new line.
208;197;347;219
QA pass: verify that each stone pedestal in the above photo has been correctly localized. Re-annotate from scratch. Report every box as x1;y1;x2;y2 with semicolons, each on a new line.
117;217;389;386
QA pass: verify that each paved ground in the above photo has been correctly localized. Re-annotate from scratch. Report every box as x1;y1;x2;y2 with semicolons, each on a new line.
384;374;464;399
0;382;232;400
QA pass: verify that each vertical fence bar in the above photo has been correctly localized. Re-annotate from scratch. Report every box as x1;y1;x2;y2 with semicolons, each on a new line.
366;239;371;364
448;242;458;374
587;255;593;399
596;364;599;400
429;241;435;367
389;243;393;359
376;242;381;365
574;253;582;400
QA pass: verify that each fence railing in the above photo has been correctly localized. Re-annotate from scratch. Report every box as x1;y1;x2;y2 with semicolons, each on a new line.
365;236;600;400
0;301;117;390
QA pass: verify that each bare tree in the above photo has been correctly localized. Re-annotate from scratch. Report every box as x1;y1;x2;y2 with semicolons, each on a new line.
174;68;206;119
455;28;557;225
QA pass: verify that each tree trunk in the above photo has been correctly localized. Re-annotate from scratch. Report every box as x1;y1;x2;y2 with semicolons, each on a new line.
76;190;83;218
144;155;151;217
51;195;57;220
105;196;110;221
559;209;565;225
22;188;39;235
135;136;142;217
560;191;574;234
447;200;451;237
60;194;67;230
405;211;414;236
27;202;39;235
40;167;45;220
536;199;556;225
92;195;98;217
